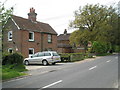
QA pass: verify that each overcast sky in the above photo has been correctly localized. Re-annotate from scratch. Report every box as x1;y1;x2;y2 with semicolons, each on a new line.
1;0;120;35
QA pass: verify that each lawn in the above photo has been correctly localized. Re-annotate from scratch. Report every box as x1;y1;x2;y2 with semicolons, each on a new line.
2;65;28;80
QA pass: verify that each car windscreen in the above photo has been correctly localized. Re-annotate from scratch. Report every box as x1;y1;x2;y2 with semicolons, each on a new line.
52;52;59;56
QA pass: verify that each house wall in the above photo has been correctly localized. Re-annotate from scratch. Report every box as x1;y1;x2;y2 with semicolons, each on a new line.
3;19;58;58
3;19;19;53
42;33;57;51
20;30;41;58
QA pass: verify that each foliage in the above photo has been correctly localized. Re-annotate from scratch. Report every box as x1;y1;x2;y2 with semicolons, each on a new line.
2;52;24;65
91;41;109;55
2;65;27;80
59;53;85;62
0;1;13;28
69;4;119;51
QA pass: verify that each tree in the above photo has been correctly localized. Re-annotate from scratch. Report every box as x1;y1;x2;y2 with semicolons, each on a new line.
69;4;119;51
0;1;13;29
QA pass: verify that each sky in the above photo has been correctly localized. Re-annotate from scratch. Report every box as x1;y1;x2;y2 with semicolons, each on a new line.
1;0;120;35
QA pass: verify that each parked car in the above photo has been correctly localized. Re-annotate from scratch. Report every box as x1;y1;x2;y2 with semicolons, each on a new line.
24;51;61;65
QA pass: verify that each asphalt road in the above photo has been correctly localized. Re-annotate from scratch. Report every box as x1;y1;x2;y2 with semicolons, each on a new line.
2;54;118;89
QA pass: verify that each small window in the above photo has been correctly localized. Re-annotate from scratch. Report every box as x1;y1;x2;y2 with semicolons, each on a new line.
44;53;51;56
48;34;52;43
8;48;13;53
29;48;34;55
29;32;34;41
8;31;12;41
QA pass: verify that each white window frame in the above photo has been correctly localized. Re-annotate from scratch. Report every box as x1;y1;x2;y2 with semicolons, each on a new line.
48;34;52;43
8;31;12;41
29;48;34;55
8;48;13;53
29;32;34;41
29;48;34;58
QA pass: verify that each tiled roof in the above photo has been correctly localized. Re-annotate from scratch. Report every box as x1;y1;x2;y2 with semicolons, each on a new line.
11;15;57;35
57;34;70;41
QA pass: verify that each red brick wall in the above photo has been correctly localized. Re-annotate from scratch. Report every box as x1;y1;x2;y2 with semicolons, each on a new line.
20;30;41;58
42;33;57;51
3;19;58;58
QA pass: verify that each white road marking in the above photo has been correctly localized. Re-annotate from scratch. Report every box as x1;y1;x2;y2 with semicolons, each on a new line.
115;57;118;59
89;66;97;70
42;80;62;88
106;60;111;62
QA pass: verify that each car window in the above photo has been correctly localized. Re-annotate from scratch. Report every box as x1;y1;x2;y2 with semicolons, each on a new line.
52;52;59;56
33;53;39;57
44;53;51;56
38;52;44;57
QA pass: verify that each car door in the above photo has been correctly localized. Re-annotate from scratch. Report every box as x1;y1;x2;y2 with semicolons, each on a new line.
28;53;40;64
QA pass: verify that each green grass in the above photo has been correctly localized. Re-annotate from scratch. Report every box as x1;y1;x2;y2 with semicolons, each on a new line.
2;64;28;80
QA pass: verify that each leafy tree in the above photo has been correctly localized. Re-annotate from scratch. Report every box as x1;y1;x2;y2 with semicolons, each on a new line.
0;1;13;28
69;4;119;52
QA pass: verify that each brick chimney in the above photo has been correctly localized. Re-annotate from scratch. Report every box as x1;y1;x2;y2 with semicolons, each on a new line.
28;7;37;22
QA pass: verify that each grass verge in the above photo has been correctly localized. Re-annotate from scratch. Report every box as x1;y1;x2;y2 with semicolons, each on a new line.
2;64;28;80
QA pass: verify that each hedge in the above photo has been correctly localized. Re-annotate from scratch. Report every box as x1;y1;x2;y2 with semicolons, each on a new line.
59;53;85;62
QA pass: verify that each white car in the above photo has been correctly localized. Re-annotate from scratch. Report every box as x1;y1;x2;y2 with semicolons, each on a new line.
24;51;61;65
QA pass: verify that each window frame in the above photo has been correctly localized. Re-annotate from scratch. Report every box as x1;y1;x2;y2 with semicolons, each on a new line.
8;31;12;41
8;48;13;53
29;48;34;55
29;32;34;41
48;34;52;43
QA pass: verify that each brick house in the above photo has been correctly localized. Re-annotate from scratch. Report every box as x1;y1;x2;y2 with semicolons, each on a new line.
57;29;85;53
3;8;57;58
57;29;73;53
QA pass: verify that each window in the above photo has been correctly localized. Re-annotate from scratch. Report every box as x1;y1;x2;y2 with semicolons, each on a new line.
8;31;12;41
8;48;13;53
44;53;51;56
48;34;52;43
38;52;44;57
29;32;34;41
53;52;59;56
29;48;34;55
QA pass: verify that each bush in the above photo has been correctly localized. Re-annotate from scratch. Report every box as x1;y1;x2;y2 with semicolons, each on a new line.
91;41;108;55
2;52;24;65
59;53;85;62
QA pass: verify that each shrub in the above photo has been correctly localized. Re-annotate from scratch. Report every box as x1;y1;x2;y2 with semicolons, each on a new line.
59;53;85;62
91;41;108;55
2;52;24;65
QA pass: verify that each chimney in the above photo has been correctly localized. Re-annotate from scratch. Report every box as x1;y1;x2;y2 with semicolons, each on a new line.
64;29;67;35
28;7;37;22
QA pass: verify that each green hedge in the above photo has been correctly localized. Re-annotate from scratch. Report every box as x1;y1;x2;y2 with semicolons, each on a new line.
59;53;85;62
2;52;24;65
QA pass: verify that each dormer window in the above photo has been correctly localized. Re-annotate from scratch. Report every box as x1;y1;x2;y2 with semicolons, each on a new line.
8;31;12;41
29;32;34;41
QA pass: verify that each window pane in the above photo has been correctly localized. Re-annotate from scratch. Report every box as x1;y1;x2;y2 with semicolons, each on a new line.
29;48;34;54
48;34;52;43
44;53;51;56
8;48;13;53
8;31;12;41
29;33;33;39
53;52;59;56
38;53;44;57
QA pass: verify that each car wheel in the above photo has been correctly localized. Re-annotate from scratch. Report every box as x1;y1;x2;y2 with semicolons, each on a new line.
24;60;29;65
42;60;48;66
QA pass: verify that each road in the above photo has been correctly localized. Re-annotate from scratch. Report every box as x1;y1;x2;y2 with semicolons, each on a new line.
2;54;118;89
